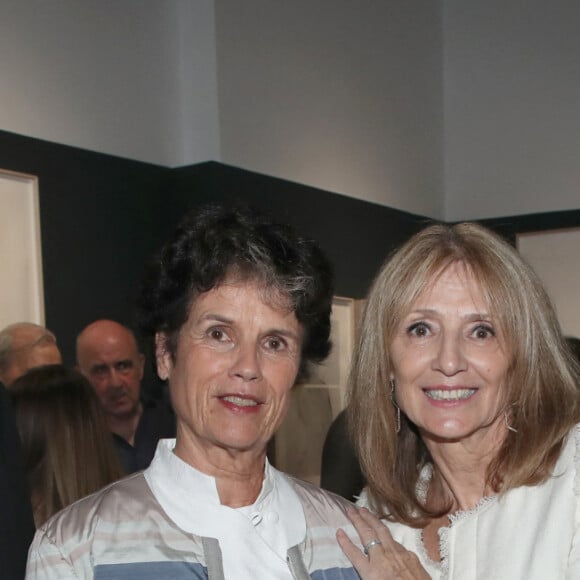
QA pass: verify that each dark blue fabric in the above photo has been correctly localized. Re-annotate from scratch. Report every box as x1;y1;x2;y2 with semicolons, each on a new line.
113;397;175;473
95;561;208;579
312;566;360;579
95;562;359;580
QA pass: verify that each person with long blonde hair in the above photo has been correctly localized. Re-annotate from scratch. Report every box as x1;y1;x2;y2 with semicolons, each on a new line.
338;223;580;579
10;364;124;527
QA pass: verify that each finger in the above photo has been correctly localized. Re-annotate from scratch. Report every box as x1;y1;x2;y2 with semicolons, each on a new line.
347;506;398;555
336;528;371;575
341;510;432;580
345;507;378;544
356;508;403;550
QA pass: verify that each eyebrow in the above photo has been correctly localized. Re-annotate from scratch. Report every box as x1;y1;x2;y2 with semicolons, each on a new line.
409;309;492;321
268;328;302;342
90;359;133;370
90;363;108;372
198;313;302;341
116;359;134;366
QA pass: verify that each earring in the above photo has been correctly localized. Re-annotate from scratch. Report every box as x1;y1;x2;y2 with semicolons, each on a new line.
390;378;401;434
504;411;517;433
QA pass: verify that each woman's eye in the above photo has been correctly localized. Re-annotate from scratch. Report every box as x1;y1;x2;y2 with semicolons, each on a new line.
407;322;430;337
472;324;495;339
208;327;228;341
265;336;286;351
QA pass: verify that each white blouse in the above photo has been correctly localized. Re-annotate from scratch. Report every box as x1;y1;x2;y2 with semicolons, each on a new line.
144;439;306;580
359;425;580;579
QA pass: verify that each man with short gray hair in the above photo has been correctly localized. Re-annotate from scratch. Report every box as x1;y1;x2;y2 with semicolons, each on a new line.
0;322;62;386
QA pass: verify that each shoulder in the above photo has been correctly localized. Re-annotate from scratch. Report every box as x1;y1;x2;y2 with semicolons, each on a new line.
38;472;156;548
286;474;354;523
568;426;580;575
568;424;580;496
28;473;151;576
355;486;372;508
280;474;361;577
554;424;580;485
27;472;182;577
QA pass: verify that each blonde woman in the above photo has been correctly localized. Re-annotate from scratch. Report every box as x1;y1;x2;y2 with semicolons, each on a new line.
339;223;580;579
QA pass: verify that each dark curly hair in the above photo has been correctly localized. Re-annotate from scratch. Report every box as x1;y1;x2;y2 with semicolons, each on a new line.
137;204;334;379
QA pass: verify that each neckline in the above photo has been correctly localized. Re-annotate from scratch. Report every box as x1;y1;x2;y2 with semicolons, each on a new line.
416;463;498;571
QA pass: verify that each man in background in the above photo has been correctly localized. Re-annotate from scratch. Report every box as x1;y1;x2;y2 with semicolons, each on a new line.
0;322;62;386
76;319;174;473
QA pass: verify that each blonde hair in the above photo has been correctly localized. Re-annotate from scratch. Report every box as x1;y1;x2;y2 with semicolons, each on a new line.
10;365;124;526
348;223;580;526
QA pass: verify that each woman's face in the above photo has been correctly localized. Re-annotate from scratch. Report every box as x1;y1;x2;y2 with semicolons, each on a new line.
157;280;302;467
389;262;510;447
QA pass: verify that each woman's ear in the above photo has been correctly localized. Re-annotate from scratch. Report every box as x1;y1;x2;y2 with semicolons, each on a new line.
155;333;172;381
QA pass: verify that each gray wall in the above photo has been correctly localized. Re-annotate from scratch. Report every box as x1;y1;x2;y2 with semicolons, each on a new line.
443;0;580;220
215;0;444;218
0;0;219;167
1;1;579;221
0;1;444;218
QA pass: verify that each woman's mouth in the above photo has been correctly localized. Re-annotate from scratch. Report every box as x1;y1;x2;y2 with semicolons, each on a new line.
220;395;259;407
424;388;477;401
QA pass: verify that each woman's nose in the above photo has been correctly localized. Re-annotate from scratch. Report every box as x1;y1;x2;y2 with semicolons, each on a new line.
432;332;467;375
229;343;262;382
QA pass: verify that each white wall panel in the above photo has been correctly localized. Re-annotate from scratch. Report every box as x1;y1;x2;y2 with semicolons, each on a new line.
0;171;45;327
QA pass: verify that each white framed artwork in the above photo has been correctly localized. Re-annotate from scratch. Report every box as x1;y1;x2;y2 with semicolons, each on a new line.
0;169;45;328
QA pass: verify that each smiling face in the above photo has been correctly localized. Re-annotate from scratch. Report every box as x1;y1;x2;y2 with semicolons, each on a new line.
389;262;511;447
156;281;303;471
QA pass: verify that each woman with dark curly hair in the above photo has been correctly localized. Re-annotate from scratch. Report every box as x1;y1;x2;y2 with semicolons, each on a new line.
338;223;580;579
26;205;394;579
